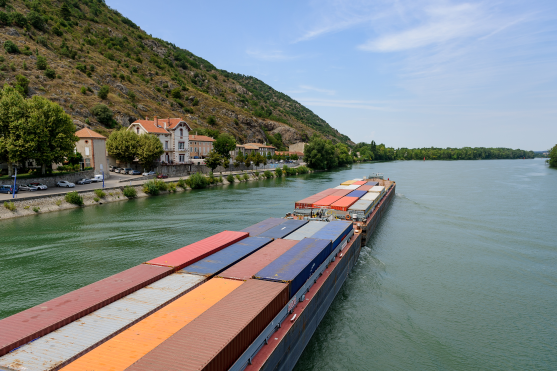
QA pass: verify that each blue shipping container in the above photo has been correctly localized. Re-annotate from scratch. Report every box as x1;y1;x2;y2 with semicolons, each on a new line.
254;238;332;298
257;219;308;239
240;218;286;237
310;220;353;250
346;190;367;199
181;237;273;277
366;181;379;186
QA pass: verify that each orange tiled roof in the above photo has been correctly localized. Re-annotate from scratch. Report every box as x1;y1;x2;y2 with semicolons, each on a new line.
189;135;215;142
244;143;276;149
75;128;107;139
132;120;169;134
157;118;192;131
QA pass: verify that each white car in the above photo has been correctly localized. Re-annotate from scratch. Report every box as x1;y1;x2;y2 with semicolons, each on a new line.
20;184;40;191
29;182;48;190
56;180;75;188
142;171;155;176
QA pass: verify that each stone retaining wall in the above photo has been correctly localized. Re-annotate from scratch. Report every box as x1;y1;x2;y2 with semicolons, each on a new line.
0;170;95;188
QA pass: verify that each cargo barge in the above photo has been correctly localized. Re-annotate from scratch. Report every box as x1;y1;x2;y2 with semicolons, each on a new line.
0;177;394;371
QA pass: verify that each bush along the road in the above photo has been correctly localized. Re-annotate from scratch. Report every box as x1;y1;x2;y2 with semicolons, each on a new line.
65;191;83;206
94;189;106;198
123;186;137;198
189;172;208;189
227;174;235;183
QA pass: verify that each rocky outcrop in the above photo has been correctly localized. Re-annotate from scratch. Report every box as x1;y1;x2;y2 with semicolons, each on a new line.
142;39;167;57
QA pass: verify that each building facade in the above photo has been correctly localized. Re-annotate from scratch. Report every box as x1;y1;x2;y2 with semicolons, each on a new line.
128;117;192;164
75;128;109;177
189;134;215;158
242;143;276;157
289;142;307;153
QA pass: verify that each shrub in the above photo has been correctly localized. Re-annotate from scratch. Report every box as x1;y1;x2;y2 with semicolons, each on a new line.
208;172;216;184
93;197;100;202
4;40;20;54
192;98;199;106
76;63;86;73
177;178;187;189
98;85;110;99
11;12;27;28
275;167;283;177
28;11;45;30
170;87;182;99
227;174;234;183
45;68;56;79
3;201;16;211
264;170;272;178
33;206;40;213
243;174;249;181
37;36;48;48
154;179;168;191
189;172;208;189
168;182;177;192
55;200;62;206
81;86;87;94
65;191;83;206
15;74;29;95
143;180;159;195
254;171;259;178
207;116;216;125
236;174;242;181
51;25;63;36
123;186;137;198
219;176;223;183
36;55;48;70
94;189;106;198
91;104;113;125
297;165;309;174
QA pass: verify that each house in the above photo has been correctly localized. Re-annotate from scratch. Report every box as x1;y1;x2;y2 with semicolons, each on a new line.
230;144;246;159
127;117;192;164
75;128;109;177
189;134;215;159
243;143;276;158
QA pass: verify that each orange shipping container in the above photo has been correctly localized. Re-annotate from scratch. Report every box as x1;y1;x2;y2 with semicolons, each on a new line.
60;278;243;371
358;185;372;191
312;195;343;208
330;196;359;211
353;180;366;185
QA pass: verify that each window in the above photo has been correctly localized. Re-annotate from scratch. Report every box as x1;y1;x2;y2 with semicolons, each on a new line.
85;158;91;167
136;127;139;134
179;129;183;137
178;142;185;150
179;154;185;162
165;141;169;150
85;147;90;156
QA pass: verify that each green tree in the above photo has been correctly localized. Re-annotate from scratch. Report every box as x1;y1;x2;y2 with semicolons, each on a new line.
15;74;29;96
335;143;353;166
204;149;222;172
90;104;114;126
27;11;45;30
60;3;71;20
4;40;19;54
170;87;182;99
304;134;337;170
106;130;139;166
98;85;109;99
290;153;298;161
136;134;164;169
213;133;236;160
234;152;244;167
549;144;557;168
67;151;83;165
244;152;253;169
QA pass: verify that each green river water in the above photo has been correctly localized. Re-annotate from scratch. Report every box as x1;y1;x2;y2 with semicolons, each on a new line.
1;159;556;370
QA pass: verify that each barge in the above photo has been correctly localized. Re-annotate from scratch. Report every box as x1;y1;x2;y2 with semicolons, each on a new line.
0;177;395;371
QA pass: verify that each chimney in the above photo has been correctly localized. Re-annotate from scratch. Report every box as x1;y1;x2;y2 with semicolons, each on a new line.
164;121;167;129
154;116;158;127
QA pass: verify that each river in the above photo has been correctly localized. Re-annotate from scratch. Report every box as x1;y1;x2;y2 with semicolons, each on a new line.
1;159;555;370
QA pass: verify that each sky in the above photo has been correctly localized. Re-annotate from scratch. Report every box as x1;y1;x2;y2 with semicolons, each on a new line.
105;0;557;150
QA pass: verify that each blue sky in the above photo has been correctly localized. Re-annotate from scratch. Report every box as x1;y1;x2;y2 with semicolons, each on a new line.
106;0;557;150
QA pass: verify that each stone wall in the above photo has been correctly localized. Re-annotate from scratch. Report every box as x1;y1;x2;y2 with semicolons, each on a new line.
0;170;95;188
152;162;300;176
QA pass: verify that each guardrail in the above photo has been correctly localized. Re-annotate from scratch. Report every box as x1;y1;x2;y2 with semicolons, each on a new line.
229;228;355;371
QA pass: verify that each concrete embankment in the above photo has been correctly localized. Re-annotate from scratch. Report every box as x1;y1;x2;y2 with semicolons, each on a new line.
0;166;310;221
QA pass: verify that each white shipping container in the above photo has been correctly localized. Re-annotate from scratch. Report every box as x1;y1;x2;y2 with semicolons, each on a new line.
361;192;380;202
0;272;205;371
370;186;385;193
284;221;329;240
334;185;351;189
346;184;361;190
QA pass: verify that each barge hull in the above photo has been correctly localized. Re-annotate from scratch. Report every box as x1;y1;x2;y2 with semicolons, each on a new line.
248;183;395;371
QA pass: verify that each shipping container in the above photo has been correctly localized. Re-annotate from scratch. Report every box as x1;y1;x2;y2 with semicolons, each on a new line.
284;221;328;241
60;278;243;371
370;185;385;194
348;199;374;218
330;196;359;211
181;237;273;277
0;264;171;357
358;185;372;191
346;190;367;198
294;189;337;209
361;192;380;202
366;181;379;186
146;231;248;271
312;195;343;208
217;239;299;281
240;218;286;236
124;279;289;371
331;189;352;197
254;238;332;298
340;180;356;185
345;184;361;190
0;272;205;371
257;219;308;239
310;220;353;250
353;180;367;185
333;185;351;189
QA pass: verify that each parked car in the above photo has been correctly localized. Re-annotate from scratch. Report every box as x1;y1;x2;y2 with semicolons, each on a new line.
56;180;75;188
142;171;155;177
109;165;115;172
122;168;133;175
20;184;39;191
0;185;19;194
76;178;92;185
114;168;122;173
130;170;142;175
89;175;103;183
157;174;169;179
29;182;47;190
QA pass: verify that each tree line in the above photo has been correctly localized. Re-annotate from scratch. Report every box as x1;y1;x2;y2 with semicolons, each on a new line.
549;145;557;168
304;135;353;170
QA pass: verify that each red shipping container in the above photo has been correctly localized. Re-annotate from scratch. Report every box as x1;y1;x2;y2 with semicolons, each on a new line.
358;185;372;191
332;189;352;197
312;195;343;208
353;180;367;185
0;264;171;356
331;196;359;211
147;231;248;271
126;279;289;371
294;189;337;209
218;239;299;281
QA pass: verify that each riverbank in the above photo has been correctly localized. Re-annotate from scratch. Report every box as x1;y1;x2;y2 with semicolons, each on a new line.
0;166;311;221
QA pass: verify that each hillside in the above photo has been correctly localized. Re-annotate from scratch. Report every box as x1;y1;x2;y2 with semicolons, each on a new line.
0;0;352;148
